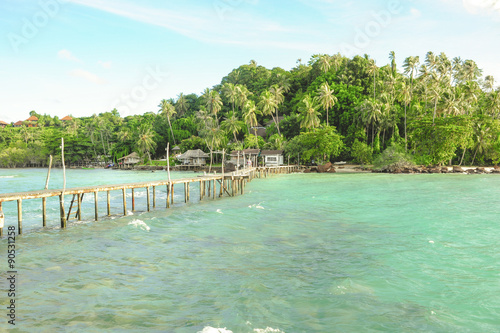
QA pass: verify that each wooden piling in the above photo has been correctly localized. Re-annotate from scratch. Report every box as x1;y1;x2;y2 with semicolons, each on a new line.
77;193;82;221
42;197;47;227
122;188;127;216
171;184;174;205
147;187;150;212
167;184;171;208
94;191;99;221
131;188;135;211
17;199;22;235
187;182;190;201
60;195;66;229
153;186;156;208
184;183;187;203
213;179;216;199
107;191;111;216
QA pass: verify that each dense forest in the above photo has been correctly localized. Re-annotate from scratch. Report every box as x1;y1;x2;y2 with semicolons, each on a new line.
1;51;500;168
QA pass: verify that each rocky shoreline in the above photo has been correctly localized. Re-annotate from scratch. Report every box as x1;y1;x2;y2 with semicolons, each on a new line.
301;163;500;174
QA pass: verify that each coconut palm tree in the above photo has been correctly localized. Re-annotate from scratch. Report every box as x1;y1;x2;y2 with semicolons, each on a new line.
258;90;278;125
316;82;337;127
236;85;251;115
389;51;396;77
269;84;284;134
367;59;378;100
483;75;495;92
317;54;331;74
471;122;491;165
136;124;156;164
205;89;223;117
159;99;177;145
357;99;382;148
221;112;244;142
175;93;189;117
243;100;259;135
398;80;412;151
298;95;321;131
223;83;238;113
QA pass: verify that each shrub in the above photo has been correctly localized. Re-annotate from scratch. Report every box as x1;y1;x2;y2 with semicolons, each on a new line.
373;144;415;172
351;139;373;165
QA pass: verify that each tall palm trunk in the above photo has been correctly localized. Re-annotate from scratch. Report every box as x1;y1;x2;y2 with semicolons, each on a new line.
167;116;176;145
404;103;408;152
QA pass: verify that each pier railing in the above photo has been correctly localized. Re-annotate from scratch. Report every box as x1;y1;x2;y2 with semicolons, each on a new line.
0;165;298;236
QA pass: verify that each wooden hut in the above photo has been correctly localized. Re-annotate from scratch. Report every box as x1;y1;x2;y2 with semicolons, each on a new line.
260;150;284;166
177;149;209;166
229;149;260;168
118;152;141;166
0;120;8;128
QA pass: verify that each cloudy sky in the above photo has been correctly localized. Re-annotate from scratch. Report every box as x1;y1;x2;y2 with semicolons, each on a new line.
1;0;499;123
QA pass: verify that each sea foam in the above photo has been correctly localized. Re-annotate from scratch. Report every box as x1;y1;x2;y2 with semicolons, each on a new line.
128;219;150;231
197;327;233;333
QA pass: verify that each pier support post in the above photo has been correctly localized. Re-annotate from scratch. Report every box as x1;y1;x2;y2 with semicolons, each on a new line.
59;195;66;229
42;197;47;227
122;188;127;216
77;193;82;221
147;187;151;212
153;186;156;208
213;179;216;199
184;183;188;203
200;181;203;201
131;188;135;211
17;199;22;235
94;191;99;221
107;191;111;216
171;184;174;205
187;182;190;201
166;184;171;208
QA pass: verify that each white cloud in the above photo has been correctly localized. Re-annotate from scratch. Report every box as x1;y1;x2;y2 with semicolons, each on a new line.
58;49;81;62
410;8;422;18
98;60;112;69
462;0;500;14
70;69;106;84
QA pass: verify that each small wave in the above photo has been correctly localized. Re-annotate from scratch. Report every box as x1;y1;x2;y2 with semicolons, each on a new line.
197;328;233;333
0;176;15;178
127;210;134;216
254;328;284;333
248;202;265;210
216;209;223;214
128;219;150;231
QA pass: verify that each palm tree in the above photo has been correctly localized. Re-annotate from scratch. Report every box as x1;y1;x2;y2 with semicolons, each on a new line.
175;93;189;117
298;95;321;131
389;51;396;77
236;85;251;115
356;99;382;148
258;90;278;126
223;83;238;113
471;122;491;165
205;89;223;117
367;59;378;99
269;84;284;134
317;54;331;74
221;112;244;142
159;99;177;145
398;80;411;151
316;82;337;127
483;75;495;92
136;124;156;164
243;100;259;135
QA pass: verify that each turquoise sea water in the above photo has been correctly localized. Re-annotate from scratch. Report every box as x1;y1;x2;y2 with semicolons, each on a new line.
1;168;500;332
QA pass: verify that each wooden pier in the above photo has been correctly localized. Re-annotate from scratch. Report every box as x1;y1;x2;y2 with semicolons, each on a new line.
0;165;298;236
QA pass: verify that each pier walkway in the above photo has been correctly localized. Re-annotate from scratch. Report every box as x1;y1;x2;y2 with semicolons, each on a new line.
0;165;298;236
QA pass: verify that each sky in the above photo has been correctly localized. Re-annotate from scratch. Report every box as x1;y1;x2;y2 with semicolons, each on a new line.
1;0;500;123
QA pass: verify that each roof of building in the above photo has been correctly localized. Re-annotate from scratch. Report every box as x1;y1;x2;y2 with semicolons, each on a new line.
172;145;181;151
118;152;140;161
265;116;284;127
230;149;260;157
178;149;209;159
26;116;38;121
260;150;284;155
13;121;23;126
0;120;8;125
61;115;73;121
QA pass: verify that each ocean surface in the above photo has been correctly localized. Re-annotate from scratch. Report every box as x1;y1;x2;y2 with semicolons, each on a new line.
0;168;499;332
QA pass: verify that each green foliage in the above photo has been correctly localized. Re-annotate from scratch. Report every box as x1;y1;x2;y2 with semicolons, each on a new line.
284;126;344;164
373;144;415;172
244;134;265;149
178;136;208;152
351;139;373;165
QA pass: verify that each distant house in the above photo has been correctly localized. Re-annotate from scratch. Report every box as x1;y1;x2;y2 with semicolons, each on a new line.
0;120;7;128
13;121;23;128
26;115;38;127
61;115;73;122
250;123;267;139
177;149;209;166
261;150;284;166
229;149;260;168
118;152;141;166
172;146;181;156
265;116;284;128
